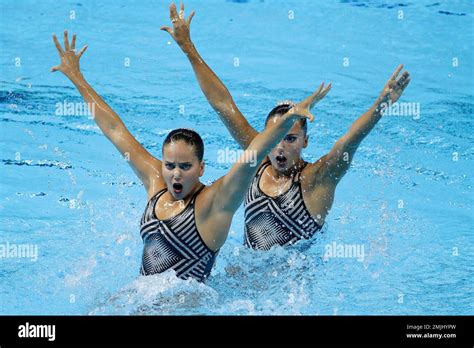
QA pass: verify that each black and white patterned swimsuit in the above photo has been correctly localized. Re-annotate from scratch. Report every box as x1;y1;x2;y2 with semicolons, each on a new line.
244;161;324;250
139;185;218;282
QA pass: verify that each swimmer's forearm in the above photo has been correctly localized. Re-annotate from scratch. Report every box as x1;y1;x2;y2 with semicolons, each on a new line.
250;115;298;162
161;3;255;145
320;101;381;183
218;114;297;212
345;99;384;148
323;66;409;183
347;65;410;147
51;31;164;190
68;74;126;136
181;42;234;108
179;41;257;148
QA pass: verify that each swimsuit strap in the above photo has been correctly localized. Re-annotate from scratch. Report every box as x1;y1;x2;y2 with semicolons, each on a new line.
150;188;168;205
295;161;309;182
253;161;272;187
257;161;272;177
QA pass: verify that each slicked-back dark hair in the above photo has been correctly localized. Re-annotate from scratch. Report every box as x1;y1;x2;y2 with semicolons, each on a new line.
162;128;204;161
264;103;307;134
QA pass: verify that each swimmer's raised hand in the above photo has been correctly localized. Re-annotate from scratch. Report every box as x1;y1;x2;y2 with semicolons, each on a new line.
377;64;411;107
50;31;88;78
160;2;195;48
281;82;332;123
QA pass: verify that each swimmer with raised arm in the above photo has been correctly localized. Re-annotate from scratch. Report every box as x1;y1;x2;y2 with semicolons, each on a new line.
50;31;330;280
162;2;411;250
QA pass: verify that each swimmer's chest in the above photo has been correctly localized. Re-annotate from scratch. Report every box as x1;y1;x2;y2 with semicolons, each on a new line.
153;190;224;251
259;169;336;222
154;193;192;221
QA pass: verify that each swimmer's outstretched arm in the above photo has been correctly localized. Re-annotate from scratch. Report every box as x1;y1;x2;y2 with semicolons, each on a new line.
51;31;164;198
206;85;329;240
161;2;258;149
314;65;411;184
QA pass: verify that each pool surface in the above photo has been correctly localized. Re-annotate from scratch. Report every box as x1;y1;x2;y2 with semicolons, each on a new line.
0;0;473;315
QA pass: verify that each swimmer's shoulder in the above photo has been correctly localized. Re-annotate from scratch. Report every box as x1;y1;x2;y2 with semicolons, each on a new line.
146;182;168;201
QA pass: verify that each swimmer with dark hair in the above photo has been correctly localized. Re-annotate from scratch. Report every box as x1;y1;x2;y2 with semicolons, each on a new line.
50;31;331;281
163;2;411;250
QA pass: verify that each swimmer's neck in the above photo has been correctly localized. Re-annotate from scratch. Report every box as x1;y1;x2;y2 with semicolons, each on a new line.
268;159;305;179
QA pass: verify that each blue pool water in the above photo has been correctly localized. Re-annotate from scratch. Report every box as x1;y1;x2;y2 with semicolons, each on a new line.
0;0;473;315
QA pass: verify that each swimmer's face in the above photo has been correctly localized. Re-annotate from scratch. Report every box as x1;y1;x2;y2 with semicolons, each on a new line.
267;118;308;174
162;141;204;200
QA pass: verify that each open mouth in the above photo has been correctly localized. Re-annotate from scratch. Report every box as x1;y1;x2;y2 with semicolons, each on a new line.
276;155;287;166
172;182;183;194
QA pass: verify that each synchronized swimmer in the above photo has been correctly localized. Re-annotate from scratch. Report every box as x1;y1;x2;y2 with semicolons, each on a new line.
51;2;410;282
50;29;330;282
